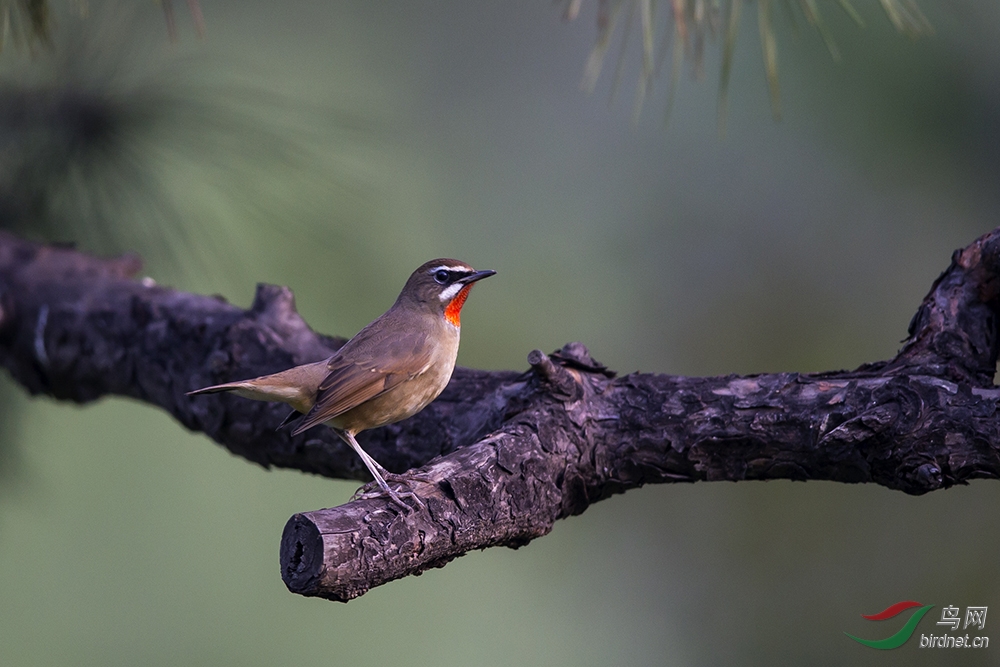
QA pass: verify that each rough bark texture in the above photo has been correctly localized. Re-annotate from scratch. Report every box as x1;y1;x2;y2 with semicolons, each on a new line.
1;228;999;603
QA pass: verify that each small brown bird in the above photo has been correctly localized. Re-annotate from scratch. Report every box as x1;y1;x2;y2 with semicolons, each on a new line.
189;259;495;508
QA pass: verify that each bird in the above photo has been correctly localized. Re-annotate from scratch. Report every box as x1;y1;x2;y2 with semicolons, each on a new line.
188;259;495;509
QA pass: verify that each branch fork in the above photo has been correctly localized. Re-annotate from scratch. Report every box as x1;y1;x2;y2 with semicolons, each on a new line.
2;228;1000;601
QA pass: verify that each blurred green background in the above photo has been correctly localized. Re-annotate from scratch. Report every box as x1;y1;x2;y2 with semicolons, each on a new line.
1;1;998;665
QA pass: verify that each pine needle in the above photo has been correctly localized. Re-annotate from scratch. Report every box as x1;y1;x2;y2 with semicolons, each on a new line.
758;0;780;120
566;0;933;124
718;0;742;134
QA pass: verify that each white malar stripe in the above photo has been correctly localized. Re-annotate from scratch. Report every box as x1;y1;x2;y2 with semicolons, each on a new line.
438;282;464;302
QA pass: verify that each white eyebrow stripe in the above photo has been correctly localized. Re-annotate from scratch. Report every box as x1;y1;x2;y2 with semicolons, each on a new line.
438;283;464;301
430;265;470;273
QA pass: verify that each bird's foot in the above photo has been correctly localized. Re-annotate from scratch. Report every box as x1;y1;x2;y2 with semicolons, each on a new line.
382;470;435;485
351;476;427;512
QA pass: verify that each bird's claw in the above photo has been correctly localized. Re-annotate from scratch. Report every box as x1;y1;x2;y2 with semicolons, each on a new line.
383;470;435;485
351;478;427;512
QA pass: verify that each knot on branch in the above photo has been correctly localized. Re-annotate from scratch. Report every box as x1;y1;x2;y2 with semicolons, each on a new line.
248;283;342;364
529;343;615;400
551;341;616;378
528;343;615;401
528;348;578;399
889;228;1000;386
250;283;297;320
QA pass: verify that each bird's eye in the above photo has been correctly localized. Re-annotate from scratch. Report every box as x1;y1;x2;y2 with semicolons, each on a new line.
434;269;450;284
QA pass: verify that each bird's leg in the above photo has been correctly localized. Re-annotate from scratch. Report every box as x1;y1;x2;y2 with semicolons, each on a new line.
335;430;425;511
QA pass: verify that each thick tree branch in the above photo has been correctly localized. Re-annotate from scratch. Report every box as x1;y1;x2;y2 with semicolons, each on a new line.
1;228;999;602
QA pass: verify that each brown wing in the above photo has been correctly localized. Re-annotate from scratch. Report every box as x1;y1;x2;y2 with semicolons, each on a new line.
290;322;434;435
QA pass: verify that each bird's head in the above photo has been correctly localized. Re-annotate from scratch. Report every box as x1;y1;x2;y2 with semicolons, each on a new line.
397;258;496;326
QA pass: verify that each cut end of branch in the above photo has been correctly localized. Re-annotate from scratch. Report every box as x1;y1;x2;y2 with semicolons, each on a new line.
280;513;330;599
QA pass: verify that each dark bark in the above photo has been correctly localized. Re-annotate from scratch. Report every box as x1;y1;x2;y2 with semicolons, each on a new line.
1;228;999;603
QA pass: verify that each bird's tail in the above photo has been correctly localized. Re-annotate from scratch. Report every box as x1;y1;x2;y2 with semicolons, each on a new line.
188;380;304;432
186;360;328;414
187;377;305;404
187;380;252;397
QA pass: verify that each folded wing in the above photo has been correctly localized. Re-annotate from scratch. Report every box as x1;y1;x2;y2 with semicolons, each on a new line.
290;324;433;435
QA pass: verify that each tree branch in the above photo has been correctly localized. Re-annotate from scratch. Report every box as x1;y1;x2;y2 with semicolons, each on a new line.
1;228;999;602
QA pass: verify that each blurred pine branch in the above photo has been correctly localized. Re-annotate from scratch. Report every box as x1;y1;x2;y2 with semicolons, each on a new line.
564;0;933;124
0;0;204;51
0;0;52;52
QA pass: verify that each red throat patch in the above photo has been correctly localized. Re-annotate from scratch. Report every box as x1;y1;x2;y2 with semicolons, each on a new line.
444;284;473;327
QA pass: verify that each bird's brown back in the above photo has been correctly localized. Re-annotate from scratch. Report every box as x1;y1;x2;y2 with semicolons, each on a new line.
291;307;459;435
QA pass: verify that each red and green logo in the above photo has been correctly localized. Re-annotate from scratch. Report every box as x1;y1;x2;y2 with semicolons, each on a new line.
845;601;935;649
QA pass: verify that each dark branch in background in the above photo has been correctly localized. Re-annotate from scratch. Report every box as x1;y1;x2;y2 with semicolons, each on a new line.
1;228;1000;603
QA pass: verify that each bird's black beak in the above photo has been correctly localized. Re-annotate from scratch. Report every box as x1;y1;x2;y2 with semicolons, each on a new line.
459;269;496;285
